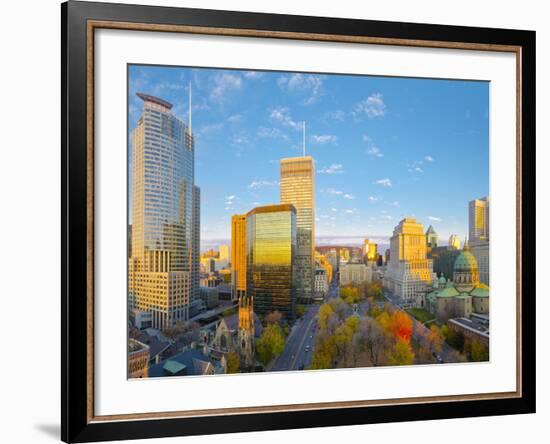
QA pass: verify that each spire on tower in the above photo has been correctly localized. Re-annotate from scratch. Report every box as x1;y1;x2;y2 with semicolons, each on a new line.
188;81;192;133
302;121;306;156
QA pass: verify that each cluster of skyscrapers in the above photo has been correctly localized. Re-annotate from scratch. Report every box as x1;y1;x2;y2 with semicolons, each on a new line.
129;92;315;328
231;154;315;319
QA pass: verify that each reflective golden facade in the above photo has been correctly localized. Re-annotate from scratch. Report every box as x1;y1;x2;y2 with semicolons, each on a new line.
469;197;489;243
231;214;247;299
129;93;199;329
246;204;296;318
280;157;314;302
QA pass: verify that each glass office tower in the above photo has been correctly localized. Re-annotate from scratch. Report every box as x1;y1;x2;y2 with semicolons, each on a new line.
246;204;296;319
280;156;314;303
129;93;200;330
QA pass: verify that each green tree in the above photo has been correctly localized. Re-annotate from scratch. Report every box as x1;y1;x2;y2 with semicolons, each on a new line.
388;339;415;366
256;324;286;365
469;339;489;362
295;304;307;318
226;351;241;374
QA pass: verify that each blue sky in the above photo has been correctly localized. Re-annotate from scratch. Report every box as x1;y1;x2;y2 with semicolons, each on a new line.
128;65;489;250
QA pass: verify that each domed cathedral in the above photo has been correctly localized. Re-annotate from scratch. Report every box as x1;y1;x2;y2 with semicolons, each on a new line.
426;242;489;322
453;244;480;292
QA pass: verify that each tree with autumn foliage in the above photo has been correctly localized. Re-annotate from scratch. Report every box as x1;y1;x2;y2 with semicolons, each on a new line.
427;324;443;354
340;286;361;305
387;310;413;342
226;351;241;374
388;339;415;366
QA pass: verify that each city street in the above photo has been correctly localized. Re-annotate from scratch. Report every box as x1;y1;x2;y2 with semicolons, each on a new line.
270;281;339;371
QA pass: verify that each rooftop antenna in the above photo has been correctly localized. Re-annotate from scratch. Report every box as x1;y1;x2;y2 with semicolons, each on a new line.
188;81;192;133
302;121;306;156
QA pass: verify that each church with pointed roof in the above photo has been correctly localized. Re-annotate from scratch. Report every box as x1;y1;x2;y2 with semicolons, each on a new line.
426;243;490;321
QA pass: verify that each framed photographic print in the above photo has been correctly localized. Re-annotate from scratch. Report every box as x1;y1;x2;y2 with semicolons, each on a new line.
61;1;536;442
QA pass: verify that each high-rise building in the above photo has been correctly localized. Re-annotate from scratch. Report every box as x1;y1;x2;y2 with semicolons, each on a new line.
326;248;339;272
469;197;490;243
362;239;378;262
469;197;490;285
425;225;438;249
219;244;230;262
231;214;247;300
383;218;435;301
246;204;296;318
129;92;199;329
448;234;461;250
280;156;314;303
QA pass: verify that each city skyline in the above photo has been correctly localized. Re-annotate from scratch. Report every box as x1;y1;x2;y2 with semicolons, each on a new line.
128;65;489;248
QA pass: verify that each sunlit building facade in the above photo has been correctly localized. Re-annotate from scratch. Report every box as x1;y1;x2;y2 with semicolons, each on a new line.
448;234;461;250
362;239;378;262
231;214;247;299
280;156;314;303
246;204;296;318
129;93;199;329
383;218;435;301
469;197;490;242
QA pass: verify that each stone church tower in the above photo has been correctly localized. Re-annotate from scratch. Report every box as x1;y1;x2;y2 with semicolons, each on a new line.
238;295;255;368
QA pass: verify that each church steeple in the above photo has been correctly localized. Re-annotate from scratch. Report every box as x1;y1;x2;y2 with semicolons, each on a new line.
237;295;255;368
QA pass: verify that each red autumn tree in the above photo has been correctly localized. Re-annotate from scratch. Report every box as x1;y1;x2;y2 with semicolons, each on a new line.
388;311;413;343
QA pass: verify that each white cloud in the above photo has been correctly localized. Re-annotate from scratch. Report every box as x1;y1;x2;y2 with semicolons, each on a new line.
325;188;343;195
231;134;249;146
319;164;344;175
323;110;345;122
257;126;289;141
368;196;380;203
269;107;301;130
226;195;236;201
428;216;443;222
248;179;279;189
311;134;337;145
210;73;242;102
344;194;355;200
227;114;242;123
353;93;387;119
277;73;325;105
197;122;224;135
367;146;383;157
330;207;338;212
345;208;358;214
388;201;400;207
425;155;435;162
375;177;392;187
244;71;264;79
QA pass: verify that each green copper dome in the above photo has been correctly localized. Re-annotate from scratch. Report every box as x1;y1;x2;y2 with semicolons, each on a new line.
453;246;479;272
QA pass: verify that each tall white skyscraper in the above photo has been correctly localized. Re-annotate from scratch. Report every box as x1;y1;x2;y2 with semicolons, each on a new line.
129;92;200;329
